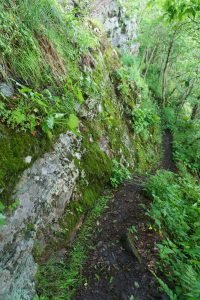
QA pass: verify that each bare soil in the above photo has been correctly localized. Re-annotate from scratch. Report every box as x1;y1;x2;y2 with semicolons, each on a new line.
74;178;164;300
74;130;174;300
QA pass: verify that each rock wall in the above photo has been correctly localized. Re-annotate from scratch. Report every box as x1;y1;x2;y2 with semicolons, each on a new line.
0;111;135;300
0;133;81;299
91;0;139;54
0;46;136;300
0;1;140;299
59;0;139;54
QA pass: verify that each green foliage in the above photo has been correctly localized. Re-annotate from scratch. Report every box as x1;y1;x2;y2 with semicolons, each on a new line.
173;117;200;174
162;107;176;130
8;198;20;212
132;107;160;141
128;225;138;235
0;201;6;226
134;139;157;173
110;160;131;188
0;198;20;227
121;53;135;67
162;103;200;175
151;271;177;300
137;0;200;111
116;47;163;170
36;193;112;300
0;85;81;136
115;55;149;108
0;213;6;226
114;52;162;173
151;0;200;21
146;171;200;299
67;114;79;134
0;0;98;137
0;0;98;83
0;125;50;206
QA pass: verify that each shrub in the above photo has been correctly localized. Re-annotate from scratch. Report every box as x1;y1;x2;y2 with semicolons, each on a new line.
132;107;160;141
173;118;200;174
110;160;131;188
146;171;200;299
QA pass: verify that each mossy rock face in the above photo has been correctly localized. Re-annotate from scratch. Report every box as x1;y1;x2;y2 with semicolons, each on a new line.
0;125;50;206
59;125;113;241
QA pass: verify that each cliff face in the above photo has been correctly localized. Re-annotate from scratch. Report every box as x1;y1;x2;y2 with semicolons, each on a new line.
0;133;81;299
0;1;157;299
58;0;139;54
0;2;139;298
91;0;139;54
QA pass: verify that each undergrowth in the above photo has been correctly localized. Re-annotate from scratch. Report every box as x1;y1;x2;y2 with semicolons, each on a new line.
162;105;200;176
0;0;98;136
115;53;162;173
0;85;80;137
35;193;112;300
110;159;131;188
0;0;97;83
146;171;200;299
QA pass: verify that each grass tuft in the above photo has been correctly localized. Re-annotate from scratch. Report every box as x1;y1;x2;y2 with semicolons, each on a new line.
36;193;112;300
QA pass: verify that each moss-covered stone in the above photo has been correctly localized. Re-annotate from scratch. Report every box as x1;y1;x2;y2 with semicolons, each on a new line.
0;125;51;206
0;2;163;299
59;125;113;241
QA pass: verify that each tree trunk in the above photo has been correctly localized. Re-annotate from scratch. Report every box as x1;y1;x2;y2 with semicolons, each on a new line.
191;103;199;120
162;31;177;107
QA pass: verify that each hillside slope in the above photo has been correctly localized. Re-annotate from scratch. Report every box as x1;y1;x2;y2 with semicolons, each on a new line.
0;1;161;299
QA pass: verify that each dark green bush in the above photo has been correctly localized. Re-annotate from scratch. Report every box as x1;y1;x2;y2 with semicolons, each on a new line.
146;171;200;299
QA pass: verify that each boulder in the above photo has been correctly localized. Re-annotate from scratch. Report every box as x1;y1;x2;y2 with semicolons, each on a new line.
0;82;14;97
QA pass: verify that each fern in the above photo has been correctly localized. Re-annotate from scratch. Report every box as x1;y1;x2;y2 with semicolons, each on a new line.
151;271;177;300
67;113;79;133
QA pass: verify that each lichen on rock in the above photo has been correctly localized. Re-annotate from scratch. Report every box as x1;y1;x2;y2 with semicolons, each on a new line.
0;132;81;299
0;1;160;299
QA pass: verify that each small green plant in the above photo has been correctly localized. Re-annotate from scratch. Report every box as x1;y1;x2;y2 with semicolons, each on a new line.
132;107;160;141
0;198;20;226
36;193;112;299
110;160;131;188
0;201;6;226
146;171;200;299
128;225;137;234
0;85;81;136
172;117;200;174
151;271;177;300
67;113;79;134
8;198;20;213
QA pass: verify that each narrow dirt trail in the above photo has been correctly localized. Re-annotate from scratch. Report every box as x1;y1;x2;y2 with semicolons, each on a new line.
74;130;174;300
74;178;163;300
162;129;177;172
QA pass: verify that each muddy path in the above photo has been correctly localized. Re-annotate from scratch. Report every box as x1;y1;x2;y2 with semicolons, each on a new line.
73;130;174;300
74;177;164;300
162;129;177;172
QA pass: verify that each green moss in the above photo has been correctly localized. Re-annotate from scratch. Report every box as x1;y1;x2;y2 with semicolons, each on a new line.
0;125;51;206
82;141;112;181
134;135;161;174
60;129;112;240
103;45;120;72
59;187;98;242
33;240;45;261
99;86;135;164
36;193;112;300
82;187;98;208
